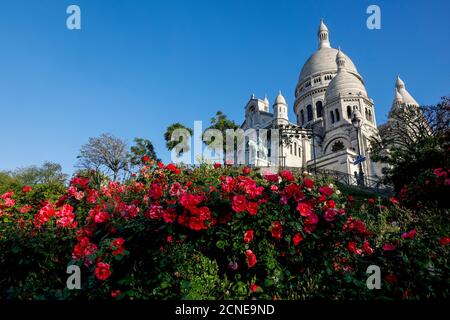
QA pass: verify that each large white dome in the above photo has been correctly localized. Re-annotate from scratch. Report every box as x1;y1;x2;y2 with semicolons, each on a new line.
299;47;358;81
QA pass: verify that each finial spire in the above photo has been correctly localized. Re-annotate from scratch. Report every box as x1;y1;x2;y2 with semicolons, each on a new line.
318;19;330;49
396;75;405;89
336;47;346;70
274;90;286;105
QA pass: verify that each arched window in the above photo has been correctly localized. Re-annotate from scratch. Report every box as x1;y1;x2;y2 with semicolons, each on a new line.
331;140;345;152
307;105;313;122
290;144;293;154
330;111;335;124
368;109;373;122
316;101;323;118
298;147;301;157
294;142;297;156
365;108;369;120
347;106;352;119
335;109;340;122
300;110;305;125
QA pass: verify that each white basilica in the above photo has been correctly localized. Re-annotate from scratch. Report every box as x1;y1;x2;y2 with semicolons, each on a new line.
240;19;419;179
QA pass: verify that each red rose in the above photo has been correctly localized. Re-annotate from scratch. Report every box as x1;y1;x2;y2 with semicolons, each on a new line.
189;216;204;231
22;186;32;193
324;208;337;222
279;170;294;182
271;222;283;240
180;193;204;209
319;186;333;197
263;172;279;182
95;262;111;281
303;212;319;234
362;240;373;255
197;206;211;221
169;182;183;197
20;205;32;213
296;202;312;217
244;230;254;243
142;155;150;163
303;177;314;188
149;183;163;200
4;198;15;207
162;208;177;223
242;167;251;175
368;198;375;205
385;274;397;284
213;163;222;169
439;236;450;246
166;163;177;172
1;191;14;199
94;211;110;223
246;202;258;215
245;250;257;268
56;204;76;229
282;184;303;202
111;238;125;256
292;233;303;246
382;243;396;251
326;200;336;208
111;290;121;298
232;195;247;213
401;229;417;239
347;241;362;255
433;168;448;178
389;197;399;205
250;284;259;293
145;205;163;220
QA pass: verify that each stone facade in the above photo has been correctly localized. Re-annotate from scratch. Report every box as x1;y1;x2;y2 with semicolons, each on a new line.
240;20;419;179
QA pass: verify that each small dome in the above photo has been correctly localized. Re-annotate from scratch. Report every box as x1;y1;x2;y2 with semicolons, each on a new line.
390;89;404;113
396;76;419;107
318;19;328;33
274;91;286;105
336;47;345;60
396;76;405;89
325;67;367;102
394;89;403;102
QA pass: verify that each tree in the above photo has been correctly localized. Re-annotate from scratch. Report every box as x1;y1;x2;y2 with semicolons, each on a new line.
204;111;239;164
164;123;193;156
371;96;449;205
0;171;20;194
129;138;159;166
13;162;67;186
77;133;129;181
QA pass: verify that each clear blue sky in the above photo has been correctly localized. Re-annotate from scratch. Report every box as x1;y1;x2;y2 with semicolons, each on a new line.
0;0;448;175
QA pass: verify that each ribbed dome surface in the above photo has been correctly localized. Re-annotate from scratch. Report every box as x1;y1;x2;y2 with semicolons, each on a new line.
299;47;358;81
325;70;367;101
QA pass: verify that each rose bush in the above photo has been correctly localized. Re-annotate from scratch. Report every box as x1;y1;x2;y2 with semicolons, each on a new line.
0;161;448;300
